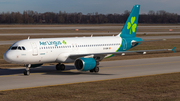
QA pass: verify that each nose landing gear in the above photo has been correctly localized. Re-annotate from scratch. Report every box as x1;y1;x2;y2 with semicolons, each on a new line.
24;64;31;75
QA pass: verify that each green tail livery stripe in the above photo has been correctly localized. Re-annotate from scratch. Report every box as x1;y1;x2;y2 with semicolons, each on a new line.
116;37;123;52
105;37;123;59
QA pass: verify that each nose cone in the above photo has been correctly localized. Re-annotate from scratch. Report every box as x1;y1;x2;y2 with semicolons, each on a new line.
3;51;13;63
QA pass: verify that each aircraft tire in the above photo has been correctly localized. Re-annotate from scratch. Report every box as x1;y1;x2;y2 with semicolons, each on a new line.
56;64;60;70
60;64;65;70
94;66;99;73
90;70;94;72
24;70;30;75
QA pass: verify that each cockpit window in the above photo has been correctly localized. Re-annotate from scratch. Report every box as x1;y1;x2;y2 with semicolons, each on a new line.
22;46;25;50
10;46;26;50
11;46;18;50
18;47;22;50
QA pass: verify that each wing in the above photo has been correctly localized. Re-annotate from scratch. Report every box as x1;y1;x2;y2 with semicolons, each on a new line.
68;47;176;59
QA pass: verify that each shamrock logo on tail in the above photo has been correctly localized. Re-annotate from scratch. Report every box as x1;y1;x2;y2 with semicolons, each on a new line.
127;17;137;34
62;40;67;45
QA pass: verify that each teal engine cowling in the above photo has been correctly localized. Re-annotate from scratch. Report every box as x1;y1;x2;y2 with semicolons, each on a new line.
74;57;96;71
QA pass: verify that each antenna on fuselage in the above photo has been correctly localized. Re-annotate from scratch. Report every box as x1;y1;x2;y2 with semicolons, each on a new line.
28;36;30;40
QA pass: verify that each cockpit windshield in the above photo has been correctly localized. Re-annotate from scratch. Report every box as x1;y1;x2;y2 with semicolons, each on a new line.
22;47;25;50
11;46;18;50
18;47;22;50
10;46;26;50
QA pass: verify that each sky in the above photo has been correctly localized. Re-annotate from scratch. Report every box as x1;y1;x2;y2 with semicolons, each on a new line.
0;0;180;14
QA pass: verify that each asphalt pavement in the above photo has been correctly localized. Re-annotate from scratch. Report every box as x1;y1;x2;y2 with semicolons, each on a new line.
0;56;179;91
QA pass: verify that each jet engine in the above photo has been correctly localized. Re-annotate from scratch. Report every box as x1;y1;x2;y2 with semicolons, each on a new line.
74;57;96;71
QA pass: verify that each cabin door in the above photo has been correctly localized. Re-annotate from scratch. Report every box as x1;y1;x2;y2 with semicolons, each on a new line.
30;42;38;56
123;38;127;50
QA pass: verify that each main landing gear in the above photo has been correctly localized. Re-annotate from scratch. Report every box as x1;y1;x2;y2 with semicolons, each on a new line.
90;66;99;73
24;64;31;75
56;63;65;71
90;61;99;73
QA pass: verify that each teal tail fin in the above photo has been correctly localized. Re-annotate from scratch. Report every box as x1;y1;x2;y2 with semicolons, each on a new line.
172;47;176;53
119;5;140;38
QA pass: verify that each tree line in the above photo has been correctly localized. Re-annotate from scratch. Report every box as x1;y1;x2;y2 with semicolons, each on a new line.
0;10;179;24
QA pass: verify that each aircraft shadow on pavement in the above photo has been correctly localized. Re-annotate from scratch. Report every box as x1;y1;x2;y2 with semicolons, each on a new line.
44;71;113;76
0;65;113;76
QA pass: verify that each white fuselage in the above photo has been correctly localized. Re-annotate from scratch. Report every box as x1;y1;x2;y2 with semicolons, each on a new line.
3;36;123;64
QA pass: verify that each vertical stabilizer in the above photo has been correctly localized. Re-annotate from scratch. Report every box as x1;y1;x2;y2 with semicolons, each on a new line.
119;5;140;38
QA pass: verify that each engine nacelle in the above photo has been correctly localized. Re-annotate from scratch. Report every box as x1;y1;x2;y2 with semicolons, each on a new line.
74;57;96;71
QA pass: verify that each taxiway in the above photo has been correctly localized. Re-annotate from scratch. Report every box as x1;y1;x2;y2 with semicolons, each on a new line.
0;56;179;91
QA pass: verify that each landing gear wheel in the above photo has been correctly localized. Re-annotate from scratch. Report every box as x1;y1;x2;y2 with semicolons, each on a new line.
89;67;99;73
89;60;100;73
56;64;65;70
94;66;99;73
24;64;31;76
56;64;60;70
90;70;94;72
60;64;65;70
24;70;30;75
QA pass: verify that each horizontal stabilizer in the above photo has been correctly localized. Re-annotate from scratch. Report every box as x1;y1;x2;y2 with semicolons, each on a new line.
132;39;166;45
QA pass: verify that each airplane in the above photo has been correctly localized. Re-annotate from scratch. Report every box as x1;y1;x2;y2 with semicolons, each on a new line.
3;5;175;75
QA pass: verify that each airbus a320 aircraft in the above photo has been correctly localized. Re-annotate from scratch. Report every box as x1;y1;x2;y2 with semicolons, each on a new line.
3;5;175;75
